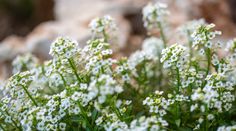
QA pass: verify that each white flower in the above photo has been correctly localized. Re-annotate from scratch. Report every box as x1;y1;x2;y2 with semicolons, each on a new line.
59;123;66;131
207;114;214;120
89;15;117;39
95;117;103;125
128;51;146;69
190;104;198;112
177;19;206;36
159;109;166;116
49;37;78;59
80;83;88;90
37;122;45;130
161;44;188;69
191;23;221;48
142;37;164;60
143;2;169;28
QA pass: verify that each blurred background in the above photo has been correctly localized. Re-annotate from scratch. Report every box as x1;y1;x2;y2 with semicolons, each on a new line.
0;0;236;80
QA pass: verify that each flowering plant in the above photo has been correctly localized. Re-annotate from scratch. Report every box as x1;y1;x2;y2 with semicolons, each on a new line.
0;2;236;131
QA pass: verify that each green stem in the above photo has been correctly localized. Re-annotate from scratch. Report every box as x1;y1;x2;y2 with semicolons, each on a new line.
77;103;93;130
157;21;167;48
102;30;108;42
204;106;209;131
176;68;180;95
206;48;211;76
188;84;193;120
201;48;211;89
21;85;38;106
158;60;163;89
91;110;98;127
143;60;148;84
200;47;211;89
111;96;123;121
0;123;6;131
176;67;181;124
156;21;167;88
41;65;56;94
68;58;82;83
58;73;67;87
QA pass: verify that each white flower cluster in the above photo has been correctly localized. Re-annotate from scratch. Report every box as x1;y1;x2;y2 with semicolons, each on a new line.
128;37;164;88
89;15;117;41
191;74;235;112
142;37;164;60
143;91;172;117
226;38;236;52
12;53;39;74
191;23;222;48
129;37;163;67
142;2;169;29
101;116;168;131
1;2;236;131
217;125;236;131
128;116;168;131
0;36;127;131
49;37;78;59
178;19;206;36
160;44;188;69
0;71;39;130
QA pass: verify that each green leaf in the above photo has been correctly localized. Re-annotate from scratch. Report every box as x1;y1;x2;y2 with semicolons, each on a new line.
175;119;181;127
92;109;98;125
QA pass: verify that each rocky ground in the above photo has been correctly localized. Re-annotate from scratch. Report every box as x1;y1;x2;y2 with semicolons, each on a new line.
0;0;236;80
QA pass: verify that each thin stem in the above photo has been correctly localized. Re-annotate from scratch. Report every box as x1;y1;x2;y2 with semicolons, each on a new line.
176;67;181;125
206;48;211;76
91;109;98;127
21;85;38;106
77;103;93;130
41;65;56;94
143;60;148;84
111;96;123;121
0;123;6;131
68;58;82;83
158;59;163;88
201;48;211;89
176;68;180;95
102;30;108;42
157;21;167;88
157;21;167;48
58;73;67;87
188;83;193;120
204;106;209;131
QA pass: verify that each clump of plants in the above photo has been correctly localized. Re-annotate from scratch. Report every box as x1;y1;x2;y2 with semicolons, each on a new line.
0;2;236;131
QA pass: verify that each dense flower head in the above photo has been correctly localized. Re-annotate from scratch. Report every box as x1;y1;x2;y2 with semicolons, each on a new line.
128;51;147;69
178;19;206;36
89;15;117;41
128;37;164;70
142;37;164;60
226;38;236;52
160;44;188;69
12;53;39;74
191;23;222;48
217;125;236;131
8;71;33;87
142;2;169;29
49;37;78;58
128;116;168;130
